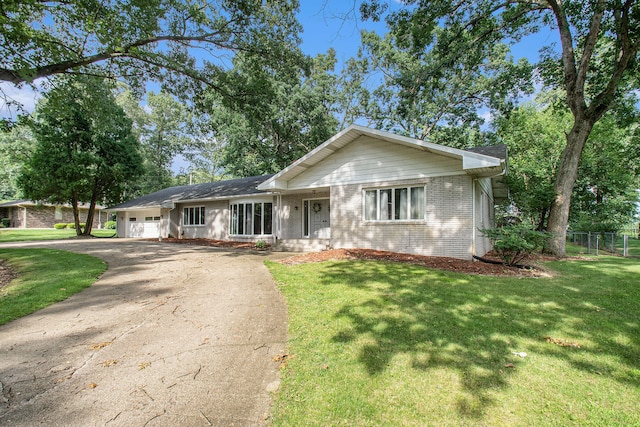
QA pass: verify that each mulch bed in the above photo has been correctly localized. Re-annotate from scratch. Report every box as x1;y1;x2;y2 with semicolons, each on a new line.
153;238;550;277
276;248;552;277
0;259;17;291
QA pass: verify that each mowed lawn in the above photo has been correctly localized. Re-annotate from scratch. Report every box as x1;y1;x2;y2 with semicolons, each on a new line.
266;253;640;426
0;228;116;242
0;249;107;325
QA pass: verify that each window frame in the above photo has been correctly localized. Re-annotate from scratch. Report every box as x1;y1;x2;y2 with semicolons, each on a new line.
229;201;273;236
183;206;206;226
363;185;426;222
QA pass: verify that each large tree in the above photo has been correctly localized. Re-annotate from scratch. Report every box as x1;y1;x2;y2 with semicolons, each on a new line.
493;100;640;233
363;0;640;256
340;29;532;146
117;89;192;194
0;0;303;100
19;76;142;235
0;117;35;199
197;50;340;177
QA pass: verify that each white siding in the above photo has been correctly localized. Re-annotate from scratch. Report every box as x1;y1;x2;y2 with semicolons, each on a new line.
287;135;462;190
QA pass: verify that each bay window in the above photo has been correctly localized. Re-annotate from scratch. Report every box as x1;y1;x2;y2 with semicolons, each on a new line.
230;201;273;235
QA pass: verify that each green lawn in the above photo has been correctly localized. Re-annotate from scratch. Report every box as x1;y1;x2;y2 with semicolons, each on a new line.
0;228;116;242
266;255;640;426
0;249;107;325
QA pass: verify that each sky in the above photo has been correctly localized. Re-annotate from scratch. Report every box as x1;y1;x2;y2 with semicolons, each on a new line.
0;1;559;120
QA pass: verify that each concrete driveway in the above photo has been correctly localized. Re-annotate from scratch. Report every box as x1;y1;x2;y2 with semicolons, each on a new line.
0;239;289;426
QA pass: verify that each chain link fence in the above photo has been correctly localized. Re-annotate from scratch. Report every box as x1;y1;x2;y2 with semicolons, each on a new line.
566;231;637;256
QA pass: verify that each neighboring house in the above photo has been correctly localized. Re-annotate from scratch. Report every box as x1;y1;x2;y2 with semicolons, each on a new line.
108;125;508;260
0;200;107;229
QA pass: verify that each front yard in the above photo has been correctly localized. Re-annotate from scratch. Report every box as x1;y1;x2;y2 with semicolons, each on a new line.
0;228;116;242
266;253;640;426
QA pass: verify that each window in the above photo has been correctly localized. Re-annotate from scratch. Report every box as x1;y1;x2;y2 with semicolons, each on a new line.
230;202;273;235
364;186;425;221
183;206;205;226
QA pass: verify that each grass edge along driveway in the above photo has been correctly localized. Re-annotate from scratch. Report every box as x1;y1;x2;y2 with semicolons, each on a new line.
266;255;640;426
0;248;107;325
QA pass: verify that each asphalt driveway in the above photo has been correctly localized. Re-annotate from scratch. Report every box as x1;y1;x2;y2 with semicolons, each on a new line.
0;239;289;426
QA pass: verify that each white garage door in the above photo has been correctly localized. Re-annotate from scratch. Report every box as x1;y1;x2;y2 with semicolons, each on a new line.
128;211;161;238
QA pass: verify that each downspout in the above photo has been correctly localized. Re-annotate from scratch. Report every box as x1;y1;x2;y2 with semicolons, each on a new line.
472;179;476;258
276;192;282;243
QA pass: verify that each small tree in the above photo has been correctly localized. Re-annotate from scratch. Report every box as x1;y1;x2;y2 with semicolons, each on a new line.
481;225;550;266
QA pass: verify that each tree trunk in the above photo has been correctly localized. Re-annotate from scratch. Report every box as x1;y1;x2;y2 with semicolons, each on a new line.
536;207;548;231
546;117;595;256
71;191;82;236
83;196;97;236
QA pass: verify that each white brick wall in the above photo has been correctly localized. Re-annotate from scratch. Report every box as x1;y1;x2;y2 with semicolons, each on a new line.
330;175;474;259
178;200;229;239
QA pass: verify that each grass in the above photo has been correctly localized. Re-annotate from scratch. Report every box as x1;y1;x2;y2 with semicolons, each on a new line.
0;228;117;242
0;248;107;325
266;254;640;426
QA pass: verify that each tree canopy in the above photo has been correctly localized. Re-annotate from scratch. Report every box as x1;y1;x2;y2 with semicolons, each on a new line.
0;0;304;100
361;0;640;255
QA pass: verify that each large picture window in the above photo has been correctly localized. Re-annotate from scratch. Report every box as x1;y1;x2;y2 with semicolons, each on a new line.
230;202;273;235
364;186;425;221
183;206;205;226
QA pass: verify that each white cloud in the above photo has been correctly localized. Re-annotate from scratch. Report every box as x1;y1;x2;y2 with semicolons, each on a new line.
0;82;42;119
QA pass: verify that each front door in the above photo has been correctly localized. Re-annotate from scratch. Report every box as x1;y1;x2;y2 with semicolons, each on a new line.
310;199;330;239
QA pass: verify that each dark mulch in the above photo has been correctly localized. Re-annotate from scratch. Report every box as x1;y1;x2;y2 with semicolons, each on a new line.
0;259;17;290
276;248;551;277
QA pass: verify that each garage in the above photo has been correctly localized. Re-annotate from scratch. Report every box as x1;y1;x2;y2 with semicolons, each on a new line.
126;210;161;238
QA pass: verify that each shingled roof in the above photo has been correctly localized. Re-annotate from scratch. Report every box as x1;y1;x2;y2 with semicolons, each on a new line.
108;174;274;210
465;144;508;160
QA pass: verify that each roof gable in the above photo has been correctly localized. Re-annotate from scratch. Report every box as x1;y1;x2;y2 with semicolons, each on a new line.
258;125;506;190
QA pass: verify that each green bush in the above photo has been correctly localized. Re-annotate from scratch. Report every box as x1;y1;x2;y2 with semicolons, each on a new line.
255;239;268;249
1;218;9;228
67;223;75;229
481;225;550;266
53;223;67;229
105;220;116;229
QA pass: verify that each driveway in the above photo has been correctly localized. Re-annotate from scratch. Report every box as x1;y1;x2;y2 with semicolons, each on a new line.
0;239;289;426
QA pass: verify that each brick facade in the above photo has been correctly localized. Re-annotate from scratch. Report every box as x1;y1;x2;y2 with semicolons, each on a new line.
1;204;105;229
330;175;474;259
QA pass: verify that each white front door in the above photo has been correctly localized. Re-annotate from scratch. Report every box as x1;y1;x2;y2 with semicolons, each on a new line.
310;199;330;239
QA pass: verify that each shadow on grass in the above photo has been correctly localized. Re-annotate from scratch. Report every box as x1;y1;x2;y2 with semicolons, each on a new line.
319;258;640;418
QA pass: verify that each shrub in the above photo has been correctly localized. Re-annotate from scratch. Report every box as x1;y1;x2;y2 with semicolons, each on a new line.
0;218;9;228
255;240;268;249
53;223;67;229
67;223;75;229
481;225;550;266
105;221;116;230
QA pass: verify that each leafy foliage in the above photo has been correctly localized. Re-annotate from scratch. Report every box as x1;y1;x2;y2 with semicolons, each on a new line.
0;0;304;94
360;0;640;256
18;76;142;235
481;225;550;266
0;118;35;199
117;89;192;194
341;28;533;145
196;50;340;177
